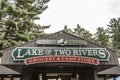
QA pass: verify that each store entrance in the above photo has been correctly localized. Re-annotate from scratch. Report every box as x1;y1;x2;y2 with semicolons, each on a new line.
30;67;96;80
47;76;58;80
47;77;70;80
39;73;78;80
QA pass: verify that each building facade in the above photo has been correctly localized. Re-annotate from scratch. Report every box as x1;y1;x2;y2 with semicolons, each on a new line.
98;66;120;80
0;65;21;80
1;31;119;80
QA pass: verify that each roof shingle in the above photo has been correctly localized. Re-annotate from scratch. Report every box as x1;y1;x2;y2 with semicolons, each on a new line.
0;66;20;75
98;66;120;75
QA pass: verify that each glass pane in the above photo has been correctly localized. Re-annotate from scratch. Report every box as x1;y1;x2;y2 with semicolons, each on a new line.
0;77;2;80
48;79;57;80
97;77;104;80
13;77;21;80
3;78;11;80
39;74;42;80
46;73;58;76
107;78;114;80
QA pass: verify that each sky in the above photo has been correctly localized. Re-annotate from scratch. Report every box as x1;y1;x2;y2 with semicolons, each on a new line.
35;0;120;34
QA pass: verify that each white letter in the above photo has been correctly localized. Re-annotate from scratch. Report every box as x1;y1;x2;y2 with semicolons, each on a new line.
65;50;71;55
25;49;31;55
32;49;37;55
54;49;59;55
17;49;25;58
38;49;44;55
73;50;78;55
99;50;106;58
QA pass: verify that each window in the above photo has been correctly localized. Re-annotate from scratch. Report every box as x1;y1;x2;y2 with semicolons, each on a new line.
97;77;104;80
0;77;2;80
13;77;21;80
106;78;114;80
3;77;11;80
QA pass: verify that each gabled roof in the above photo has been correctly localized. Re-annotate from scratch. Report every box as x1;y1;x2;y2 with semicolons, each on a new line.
0;65;20;75
3;30;85;51
3;30;115;52
1;30;119;72
98;66;120;75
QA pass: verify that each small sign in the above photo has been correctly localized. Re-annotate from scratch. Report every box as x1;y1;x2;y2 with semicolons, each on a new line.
36;39;87;46
24;56;99;65
12;47;110;65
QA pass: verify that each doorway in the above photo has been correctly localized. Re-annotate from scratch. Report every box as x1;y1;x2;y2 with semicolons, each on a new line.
47;77;57;80
39;73;78;80
47;79;57;80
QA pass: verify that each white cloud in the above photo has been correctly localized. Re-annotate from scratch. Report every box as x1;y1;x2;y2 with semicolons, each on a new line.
37;0;120;34
108;0;120;14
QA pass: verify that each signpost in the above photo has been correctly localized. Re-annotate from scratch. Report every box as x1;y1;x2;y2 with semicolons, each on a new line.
12;47;110;65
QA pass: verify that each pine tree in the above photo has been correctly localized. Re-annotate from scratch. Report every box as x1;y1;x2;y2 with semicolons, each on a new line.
94;27;109;47
74;24;93;41
63;24;93;41
107;18;120;56
0;0;50;56
63;25;73;34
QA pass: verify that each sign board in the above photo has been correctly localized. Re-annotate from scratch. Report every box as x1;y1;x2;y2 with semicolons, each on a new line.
12;47;110;65
36;39;87;46
24;56;99;65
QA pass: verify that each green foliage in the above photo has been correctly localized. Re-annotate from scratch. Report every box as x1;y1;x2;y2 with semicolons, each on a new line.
64;17;120;57
63;18;120;57
74;24;93;41
0;0;50;54
63;24;93;41
107;18;120;57
94;27;109;47
63;25;110;48
63;25;74;34
107;18;120;48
